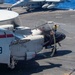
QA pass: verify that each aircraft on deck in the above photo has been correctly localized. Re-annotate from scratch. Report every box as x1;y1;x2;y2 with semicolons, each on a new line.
0;10;66;69
9;0;70;12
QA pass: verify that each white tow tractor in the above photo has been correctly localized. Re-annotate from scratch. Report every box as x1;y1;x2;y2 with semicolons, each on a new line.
0;10;66;69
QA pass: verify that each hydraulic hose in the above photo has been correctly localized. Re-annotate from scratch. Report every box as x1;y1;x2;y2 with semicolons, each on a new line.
50;30;56;57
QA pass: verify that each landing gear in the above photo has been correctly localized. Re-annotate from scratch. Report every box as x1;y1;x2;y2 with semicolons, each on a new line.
26;8;31;12
7;7;12;11
8;56;17;69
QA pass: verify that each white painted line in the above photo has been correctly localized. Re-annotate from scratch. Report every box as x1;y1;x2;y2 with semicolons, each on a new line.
56;16;62;18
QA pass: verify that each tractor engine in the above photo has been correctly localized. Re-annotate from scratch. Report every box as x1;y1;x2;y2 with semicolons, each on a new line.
43;31;66;48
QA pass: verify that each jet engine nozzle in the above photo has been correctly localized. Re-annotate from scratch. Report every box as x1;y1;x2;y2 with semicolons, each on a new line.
42;3;50;9
47;3;56;9
42;3;57;9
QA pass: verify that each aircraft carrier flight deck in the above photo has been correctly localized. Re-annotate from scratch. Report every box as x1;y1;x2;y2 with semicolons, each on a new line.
0;5;75;75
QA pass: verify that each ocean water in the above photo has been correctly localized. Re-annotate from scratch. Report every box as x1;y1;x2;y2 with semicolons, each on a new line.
5;0;75;9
